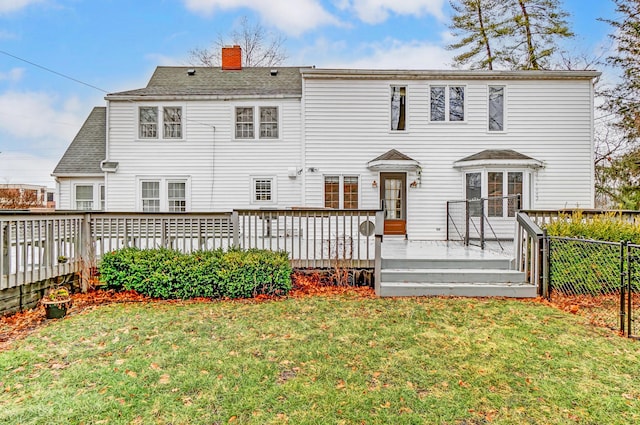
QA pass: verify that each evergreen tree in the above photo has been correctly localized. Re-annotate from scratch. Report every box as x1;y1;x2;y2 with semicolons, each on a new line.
448;0;573;70
598;0;640;209
447;0;504;69
502;0;573;70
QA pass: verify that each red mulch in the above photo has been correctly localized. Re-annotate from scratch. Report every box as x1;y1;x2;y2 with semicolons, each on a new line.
0;272;374;351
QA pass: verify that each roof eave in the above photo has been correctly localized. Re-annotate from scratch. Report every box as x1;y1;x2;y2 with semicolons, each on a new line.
453;159;544;169
105;93;302;101
301;69;601;81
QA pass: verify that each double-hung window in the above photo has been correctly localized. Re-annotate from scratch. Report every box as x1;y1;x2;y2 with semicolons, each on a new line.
235;107;254;139
139;106;182;139
430;86;465;122
75;185;94;210
168;181;186;212
141;181;160;212
235;106;279;139
253;178;273;202
488;86;505;131
139;107;158;138
324;175;359;209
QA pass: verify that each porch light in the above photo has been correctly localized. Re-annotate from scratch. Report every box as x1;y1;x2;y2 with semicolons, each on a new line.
372;180;378;188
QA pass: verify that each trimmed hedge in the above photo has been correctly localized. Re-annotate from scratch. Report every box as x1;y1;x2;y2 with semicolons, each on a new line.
98;248;292;299
544;211;640;243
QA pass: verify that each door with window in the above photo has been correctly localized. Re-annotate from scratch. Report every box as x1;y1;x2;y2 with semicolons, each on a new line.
380;173;406;235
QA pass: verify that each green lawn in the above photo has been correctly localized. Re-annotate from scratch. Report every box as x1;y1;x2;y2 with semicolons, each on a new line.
1;295;639;424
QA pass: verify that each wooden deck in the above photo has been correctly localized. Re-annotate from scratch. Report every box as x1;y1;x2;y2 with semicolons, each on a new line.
378;238;536;298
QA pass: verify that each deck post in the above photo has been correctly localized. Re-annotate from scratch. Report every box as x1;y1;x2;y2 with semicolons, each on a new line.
80;213;94;292
374;210;384;296
231;211;240;248
1;222;9;280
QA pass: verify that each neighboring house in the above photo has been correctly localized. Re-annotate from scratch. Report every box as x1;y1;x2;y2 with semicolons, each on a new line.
0;184;54;209
53;45;600;240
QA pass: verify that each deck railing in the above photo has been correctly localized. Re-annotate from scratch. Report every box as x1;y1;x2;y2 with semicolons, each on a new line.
1;209;379;293
514;211;547;296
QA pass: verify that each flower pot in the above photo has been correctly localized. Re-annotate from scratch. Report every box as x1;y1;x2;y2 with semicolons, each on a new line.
43;299;71;319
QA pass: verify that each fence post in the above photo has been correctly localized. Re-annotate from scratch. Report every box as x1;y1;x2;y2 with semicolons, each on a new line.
480;199;485;250
620;241;627;336
1;222;9;279
231;210;240;249
80;214;94;292
626;242;632;338
374;210;384;296
464;200;470;246
541;230;549;298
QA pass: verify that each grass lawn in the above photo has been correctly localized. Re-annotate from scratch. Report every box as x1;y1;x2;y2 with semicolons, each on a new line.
1;294;639;424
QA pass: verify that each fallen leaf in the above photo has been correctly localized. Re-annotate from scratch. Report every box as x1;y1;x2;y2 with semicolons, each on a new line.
125;370;137;378
159;374;170;384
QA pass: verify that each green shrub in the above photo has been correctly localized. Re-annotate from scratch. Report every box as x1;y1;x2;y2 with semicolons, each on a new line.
544;211;640;243
98;248;292;299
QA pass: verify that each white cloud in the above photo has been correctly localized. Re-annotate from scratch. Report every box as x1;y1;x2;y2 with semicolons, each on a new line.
0;68;25;82
0;151;57;187
182;0;340;35
0;91;83;141
306;38;454;69
338;0;446;24
0;0;45;14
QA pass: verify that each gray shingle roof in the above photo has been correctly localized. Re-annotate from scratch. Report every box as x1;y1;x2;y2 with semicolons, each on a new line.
370;149;417;162
108;67;306;98
52;107;105;176
457;149;536;162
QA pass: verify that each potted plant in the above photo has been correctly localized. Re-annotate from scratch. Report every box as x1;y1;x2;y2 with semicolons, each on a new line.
42;286;72;319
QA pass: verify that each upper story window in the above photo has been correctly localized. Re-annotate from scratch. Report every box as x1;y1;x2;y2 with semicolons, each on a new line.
488;86;505;131
139;107;158;138
163;107;183;138
236;106;279;139
430;86;465;122
139;106;183;139
324;175;359;209
260;107;278;138
235;107;254;139
390;86;406;131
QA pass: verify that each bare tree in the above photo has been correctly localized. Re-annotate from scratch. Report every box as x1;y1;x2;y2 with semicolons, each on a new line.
189;16;287;67
0;188;41;209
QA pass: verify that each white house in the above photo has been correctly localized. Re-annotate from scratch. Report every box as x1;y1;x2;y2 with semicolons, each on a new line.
53;46;600;240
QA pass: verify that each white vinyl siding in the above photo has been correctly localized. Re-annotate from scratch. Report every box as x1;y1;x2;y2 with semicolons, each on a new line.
303;76;594;239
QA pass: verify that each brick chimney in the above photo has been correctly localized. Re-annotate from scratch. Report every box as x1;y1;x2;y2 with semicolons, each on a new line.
221;45;242;70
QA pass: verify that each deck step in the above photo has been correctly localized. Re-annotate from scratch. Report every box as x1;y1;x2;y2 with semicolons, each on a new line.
381;257;515;270
379;282;537;298
380;268;526;284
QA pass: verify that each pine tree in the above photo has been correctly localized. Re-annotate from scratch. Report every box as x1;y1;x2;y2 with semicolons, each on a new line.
447;0;505;70
598;0;640;209
502;0;573;70
448;0;573;70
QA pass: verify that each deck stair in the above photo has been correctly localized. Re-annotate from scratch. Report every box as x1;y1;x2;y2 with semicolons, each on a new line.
379;240;536;298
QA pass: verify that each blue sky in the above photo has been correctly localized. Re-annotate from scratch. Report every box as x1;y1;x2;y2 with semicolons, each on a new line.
0;0;617;187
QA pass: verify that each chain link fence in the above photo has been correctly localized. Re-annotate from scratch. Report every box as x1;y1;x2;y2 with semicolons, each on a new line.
548;237;639;337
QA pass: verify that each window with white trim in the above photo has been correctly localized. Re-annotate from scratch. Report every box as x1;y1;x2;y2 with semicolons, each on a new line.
465;171;524;218
139;107;158;138
75;185;93;210
235;107;254;139
430;85;465;122
252;178;273;203
99;184;105;211
141;181;160;212
235;106;279;139
163;107;182;138
259;107;278;138
324;175;359;209
168;181;186;212
390;86;406;131
139;106;183;139
488;86;505;131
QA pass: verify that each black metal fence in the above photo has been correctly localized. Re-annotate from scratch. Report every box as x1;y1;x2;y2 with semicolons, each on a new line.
547;237;640;338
